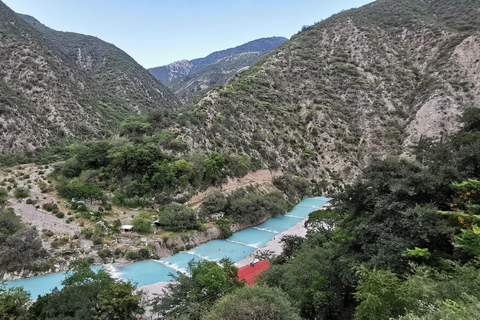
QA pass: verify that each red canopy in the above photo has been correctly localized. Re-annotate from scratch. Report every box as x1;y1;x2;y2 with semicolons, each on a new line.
238;260;270;287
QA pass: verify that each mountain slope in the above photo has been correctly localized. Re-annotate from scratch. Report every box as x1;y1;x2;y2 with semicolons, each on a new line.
148;37;287;104
19;14;180;115
0;2;180;155
162;0;480;188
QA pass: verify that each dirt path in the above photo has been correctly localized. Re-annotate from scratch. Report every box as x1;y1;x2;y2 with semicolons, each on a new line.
188;169;283;209
12;202;80;236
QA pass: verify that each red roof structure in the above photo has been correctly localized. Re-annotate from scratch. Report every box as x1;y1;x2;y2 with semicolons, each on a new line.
238;260;270;287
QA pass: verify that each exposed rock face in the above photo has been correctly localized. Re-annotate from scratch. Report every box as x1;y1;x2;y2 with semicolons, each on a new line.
149;60;195;85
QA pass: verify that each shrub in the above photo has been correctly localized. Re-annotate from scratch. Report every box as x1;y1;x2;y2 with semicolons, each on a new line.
43;230;54;237
42;203;59;214
138;248;150;260
126;251;138;261
80;227;94;239
13;188;29;199
25;198;36;205
93;237;103;245
157;203;197;232
196;221;207;231
55;212;65;219
131;211;152;233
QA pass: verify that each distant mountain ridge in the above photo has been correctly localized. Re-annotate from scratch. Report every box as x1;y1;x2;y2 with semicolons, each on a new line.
148;37;287;104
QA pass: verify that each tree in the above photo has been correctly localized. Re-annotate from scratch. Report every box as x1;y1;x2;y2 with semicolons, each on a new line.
154;259;244;319
280;235;305;259
0;228;46;272
304;209;345;234
0;282;30;320
57;178;103;203
334;157;455;271
157;203;197;231
0;208;23;244
203;285;301;320
28;259;143;319
204;152;225;180
13;188;29;199
131;211;152;233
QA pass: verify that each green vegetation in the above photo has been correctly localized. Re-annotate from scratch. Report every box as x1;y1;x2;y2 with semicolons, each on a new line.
131;211;153;233
28;259;143;319
203;285;301;320
0;208;47;273
254;106;480;319
50;135;252;208
199;188;290;225
154;259;244;318
0;282;30;320
157;204;197;232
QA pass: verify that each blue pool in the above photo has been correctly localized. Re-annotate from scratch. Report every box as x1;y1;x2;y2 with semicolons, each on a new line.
4;265;103;299
112;260;178;286
5;197;330;297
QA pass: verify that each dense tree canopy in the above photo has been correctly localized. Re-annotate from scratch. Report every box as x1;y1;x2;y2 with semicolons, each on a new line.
28;259;143;319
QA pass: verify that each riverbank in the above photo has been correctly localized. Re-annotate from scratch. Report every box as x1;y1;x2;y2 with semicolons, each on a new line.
139;214;310;298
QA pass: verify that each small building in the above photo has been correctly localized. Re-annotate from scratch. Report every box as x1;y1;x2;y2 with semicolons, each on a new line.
120;225;134;233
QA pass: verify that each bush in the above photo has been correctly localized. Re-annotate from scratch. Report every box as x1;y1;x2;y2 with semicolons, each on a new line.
227;191;289;224
25;198;36;205
131;211;152;233
80;227;94;239
138;248;150;260
43;230;54;237
55;212;65;219
157;203;197;232
42;203;59;214
204;285;301;320
13;188;29;199
199;192;227;219
196;221;207;231
93;237;103;245
126;251;138;261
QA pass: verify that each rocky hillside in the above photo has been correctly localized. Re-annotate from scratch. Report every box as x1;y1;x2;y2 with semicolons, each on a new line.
0;1;179;156
170;52;268;105
163;0;480;187
148;37;287;104
19;14;180;113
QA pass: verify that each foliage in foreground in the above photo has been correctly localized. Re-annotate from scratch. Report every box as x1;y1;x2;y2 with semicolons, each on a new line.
28;259;143;320
153;259;244;319
202;285;301;320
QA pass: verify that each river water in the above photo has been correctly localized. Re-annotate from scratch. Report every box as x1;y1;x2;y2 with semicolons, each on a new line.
5;196;330;298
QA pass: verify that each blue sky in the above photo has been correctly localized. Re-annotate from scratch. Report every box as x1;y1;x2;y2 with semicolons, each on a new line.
3;0;373;68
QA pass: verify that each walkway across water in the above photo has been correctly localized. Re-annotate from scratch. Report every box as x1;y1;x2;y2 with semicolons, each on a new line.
5;196;331;298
